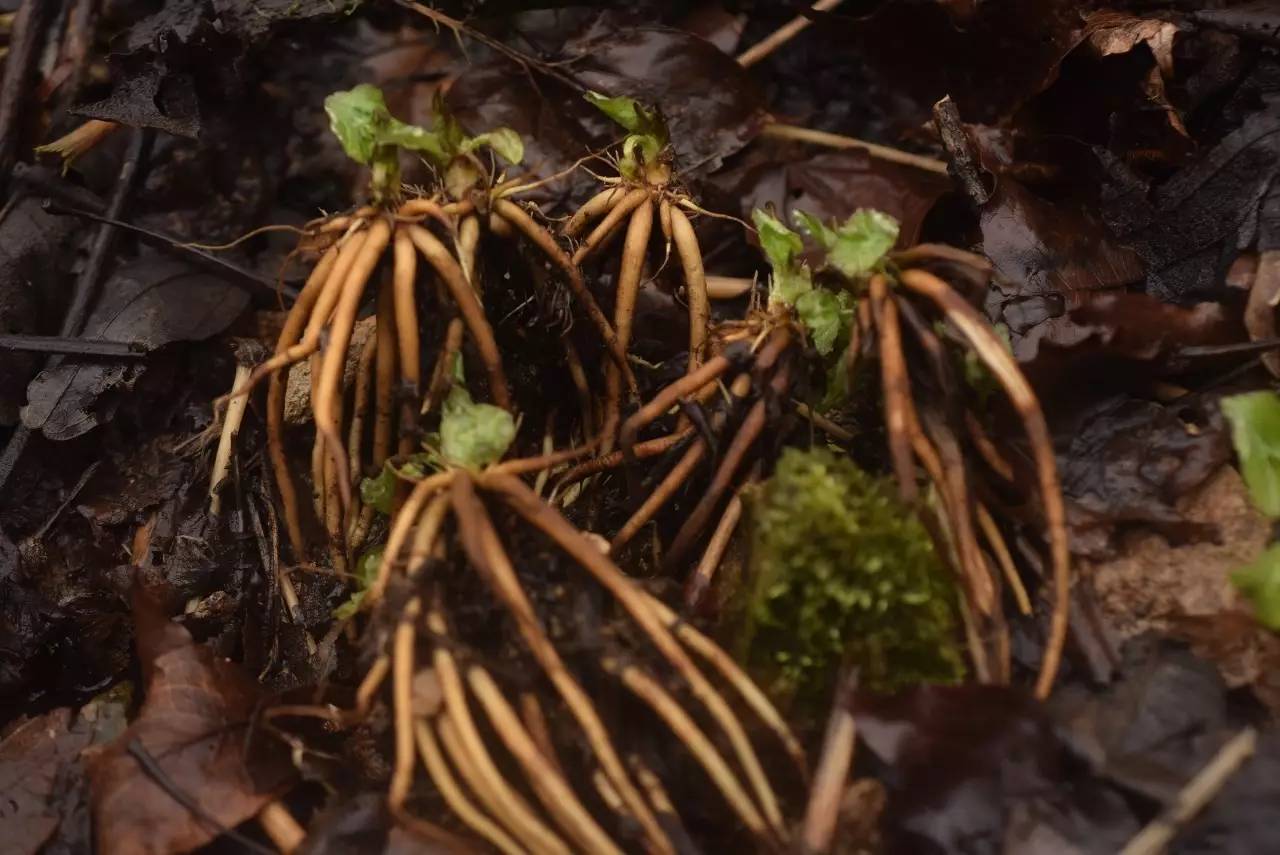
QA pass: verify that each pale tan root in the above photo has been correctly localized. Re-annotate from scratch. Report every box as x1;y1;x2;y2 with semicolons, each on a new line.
467;665;624;855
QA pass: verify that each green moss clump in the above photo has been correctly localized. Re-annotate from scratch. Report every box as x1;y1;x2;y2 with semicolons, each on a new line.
741;447;965;701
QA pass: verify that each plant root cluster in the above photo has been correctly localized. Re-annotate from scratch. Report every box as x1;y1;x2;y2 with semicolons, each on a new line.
237;190;632;574
235;138;1070;853
340;461;803;853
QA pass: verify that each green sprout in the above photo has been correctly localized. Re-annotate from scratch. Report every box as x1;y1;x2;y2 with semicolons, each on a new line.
333;544;384;620
358;357;515;509
739;447;965;702
325;84;523;203
1222;390;1280;629
585;91;669;180
439;382;515;470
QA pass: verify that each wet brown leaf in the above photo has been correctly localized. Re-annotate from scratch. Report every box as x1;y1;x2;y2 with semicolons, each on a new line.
1057;395;1231;557
0;688;130;855
21;257;249;440
1014;290;1238;370
0;709;93;855
851;684;1139;854
447;13;766;206
728;149;951;248
87;587;291;855
982;179;1144;305
827;0;1087;124
564;18;767;175
1101;102;1280;303
1083;11;1186;140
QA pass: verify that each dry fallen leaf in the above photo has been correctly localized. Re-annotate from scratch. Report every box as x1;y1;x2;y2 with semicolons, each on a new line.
87;588;292;855
1085;11;1179;77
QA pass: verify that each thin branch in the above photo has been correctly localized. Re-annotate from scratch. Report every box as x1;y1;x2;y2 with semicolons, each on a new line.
0;333;144;358
759;123;949;175
1119;728;1258;855
736;0;847;68
125;740;276;855
42;201;301;301
801;670;859;853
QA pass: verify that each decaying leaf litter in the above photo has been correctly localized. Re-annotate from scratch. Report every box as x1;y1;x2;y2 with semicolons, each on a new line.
6;1;1280;852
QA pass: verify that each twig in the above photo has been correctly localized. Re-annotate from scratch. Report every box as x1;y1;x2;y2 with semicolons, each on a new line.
210;363;253;517
1119;728;1258;855
12;162;108;212
0;0;57;186
33;461;99;540
685;490;744;610
794;401;854;442
932;96;990;204
61;131;154;340
0;128;153;496
759;123;949;175
42;201;301;301
801;670;859;853
61;0;102;100
0;333;145;358
736;0;846;68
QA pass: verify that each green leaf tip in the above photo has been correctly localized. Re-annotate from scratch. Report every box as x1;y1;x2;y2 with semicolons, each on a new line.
751;208;813;307
752;209;803;273
795;288;855;356
324;84;391;165
333;545;384;620
585;91;650;133
1223;390;1280;518
440;385;515;470
1234;543;1280;631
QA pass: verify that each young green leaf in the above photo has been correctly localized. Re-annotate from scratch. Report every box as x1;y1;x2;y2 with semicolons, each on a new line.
324;84;390;165
793;211;839;252
752;208;814;307
829;210;899;277
585;91;648;133
795;208;900;278
1222;391;1280;518
333;545;384;620
378;120;450;162
795;289;855;356
460;128;524;165
1233;544;1280;630
753;209;803;273
359;464;398;515
440;385;515;470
